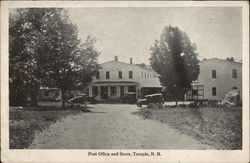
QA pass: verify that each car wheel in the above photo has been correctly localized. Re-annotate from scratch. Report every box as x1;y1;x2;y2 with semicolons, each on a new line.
137;103;142;107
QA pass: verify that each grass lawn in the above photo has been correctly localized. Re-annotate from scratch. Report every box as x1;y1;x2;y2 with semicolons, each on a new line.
134;106;242;149
9;106;84;149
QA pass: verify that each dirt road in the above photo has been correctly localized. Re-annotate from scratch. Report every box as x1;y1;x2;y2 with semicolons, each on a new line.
29;104;211;149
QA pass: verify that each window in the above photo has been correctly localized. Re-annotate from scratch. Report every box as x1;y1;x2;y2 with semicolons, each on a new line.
144;72;146;78
111;87;117;96
96;71;100;79
192;90;198;96
212;70;216;78
106;71;110;79
141;71;143;78
192;86;198;99
147;73;149;78
212;87;217;96
118;71;122;79
232;69;237;78
129;71;133;79
233;86;238;90
92;86;98;96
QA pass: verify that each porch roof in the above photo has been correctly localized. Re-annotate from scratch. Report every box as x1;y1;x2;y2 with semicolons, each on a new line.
91;81;139;86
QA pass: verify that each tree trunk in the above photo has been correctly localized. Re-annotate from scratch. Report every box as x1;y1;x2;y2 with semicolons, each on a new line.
61;89;65;108
30;91;38;106
30;86;39;106
175;99;178;106
174;92;178;106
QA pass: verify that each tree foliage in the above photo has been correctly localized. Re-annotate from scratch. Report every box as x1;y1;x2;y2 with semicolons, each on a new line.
136;63;147;69
9;8;99;106
226;57;235;62
149;25;199;101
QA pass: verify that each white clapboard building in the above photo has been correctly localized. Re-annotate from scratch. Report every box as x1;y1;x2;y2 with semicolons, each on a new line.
85;56;162;101
186;58;242;101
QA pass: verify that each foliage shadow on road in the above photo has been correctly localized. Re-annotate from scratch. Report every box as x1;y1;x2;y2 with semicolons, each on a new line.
12;105;96;111
87;110;107;114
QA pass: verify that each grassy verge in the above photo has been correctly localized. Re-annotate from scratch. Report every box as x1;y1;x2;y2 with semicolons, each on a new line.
134;106;242;149
9;106;84;149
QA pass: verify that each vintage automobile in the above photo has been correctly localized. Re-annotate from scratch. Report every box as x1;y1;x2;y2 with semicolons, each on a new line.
221;89;241;107
136;93;164;109
66;94;88;108
87;96;98;104
66;94;97;109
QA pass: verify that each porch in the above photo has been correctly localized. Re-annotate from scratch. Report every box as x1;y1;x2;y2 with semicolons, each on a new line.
86;81;140;102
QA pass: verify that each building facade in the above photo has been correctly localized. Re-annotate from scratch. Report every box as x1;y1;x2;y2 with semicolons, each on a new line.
85;56;162;101
187;58;242;101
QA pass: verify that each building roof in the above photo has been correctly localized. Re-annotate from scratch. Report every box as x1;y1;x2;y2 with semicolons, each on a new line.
100;60;156;72
201;58;242;65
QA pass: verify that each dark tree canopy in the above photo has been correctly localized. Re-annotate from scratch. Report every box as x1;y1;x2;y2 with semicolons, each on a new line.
149;25;200;101
9;8;99;106
226;57;235;62
136;63;147;69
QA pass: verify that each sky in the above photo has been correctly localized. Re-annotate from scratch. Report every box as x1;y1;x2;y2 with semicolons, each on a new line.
68;7;242;64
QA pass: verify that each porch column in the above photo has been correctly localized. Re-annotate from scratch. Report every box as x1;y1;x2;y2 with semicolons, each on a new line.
136;85;139;99
97;86;101;100
107;86;111;99
117;86;121;98
89;85;93;97
124;86;128;94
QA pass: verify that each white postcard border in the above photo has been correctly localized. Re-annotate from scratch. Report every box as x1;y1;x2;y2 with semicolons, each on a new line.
1;1;249;163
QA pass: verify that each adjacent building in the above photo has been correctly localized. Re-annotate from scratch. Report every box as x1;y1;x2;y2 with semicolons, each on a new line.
40;57;241;103
186;58;242;101
85;56;162;101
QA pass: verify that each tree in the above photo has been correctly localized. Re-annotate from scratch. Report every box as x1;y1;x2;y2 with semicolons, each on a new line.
9;8;99;107
9;9;44;106
149;25;199;105
226;57;235;62
136;63;147;69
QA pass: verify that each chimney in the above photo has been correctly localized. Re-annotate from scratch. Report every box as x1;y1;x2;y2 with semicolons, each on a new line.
130;58;133;64
114;56;118;61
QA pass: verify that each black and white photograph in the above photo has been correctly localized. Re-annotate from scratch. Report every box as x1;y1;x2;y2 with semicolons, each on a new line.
1;1;249;163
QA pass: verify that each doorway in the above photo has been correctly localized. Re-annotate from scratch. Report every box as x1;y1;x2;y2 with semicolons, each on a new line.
120;86;124;98
101;86;108;100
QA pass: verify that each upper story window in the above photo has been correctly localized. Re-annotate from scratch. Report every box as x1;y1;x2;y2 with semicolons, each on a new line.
96;71;100;79
141;71;143;78
212;87;217;96
106;71;110;79
144;72;146;78
212;70;216;78
232;69;237;78
118;71;122;79
129;71;133;79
